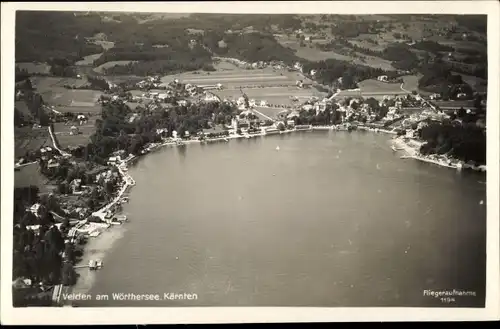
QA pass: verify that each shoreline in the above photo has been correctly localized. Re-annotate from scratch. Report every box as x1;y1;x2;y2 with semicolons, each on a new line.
63;124;485;304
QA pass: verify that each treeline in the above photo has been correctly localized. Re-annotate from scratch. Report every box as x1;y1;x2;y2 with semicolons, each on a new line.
12;186;69;292
411;40;454;53
203;31;300;65
302;59;387;89
87;76;110;91
418;62;474;98
16;86;50;126
443;60;486;80
16;11;105;63
16;11;305;65
80;99;239;163
454;15;487;35
186;14;302;33
93;44;212;66
329;20;384;38
419;121;486;165
104;60;215;76
320;39;419;72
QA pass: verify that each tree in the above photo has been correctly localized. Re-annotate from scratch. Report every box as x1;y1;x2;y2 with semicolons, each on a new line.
473;95;483;110
21;211;38;226
61;262;76;286
457;107;467;119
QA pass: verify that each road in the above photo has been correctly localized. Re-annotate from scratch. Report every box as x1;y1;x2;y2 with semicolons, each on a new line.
48;125;71;157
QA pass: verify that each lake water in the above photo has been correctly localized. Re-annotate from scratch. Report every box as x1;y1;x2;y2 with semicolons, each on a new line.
76;131;486;307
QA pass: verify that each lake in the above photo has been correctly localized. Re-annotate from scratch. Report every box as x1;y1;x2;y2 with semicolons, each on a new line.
75;131;486;307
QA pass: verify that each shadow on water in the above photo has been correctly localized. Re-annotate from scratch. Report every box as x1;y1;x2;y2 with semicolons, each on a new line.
177;145;187;159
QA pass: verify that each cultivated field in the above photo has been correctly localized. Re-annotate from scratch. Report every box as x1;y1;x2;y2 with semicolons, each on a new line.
29;78;103;149
14;163;54;193
14;127;51;159
275;35;396;71
170;67;325;105
30;77;90;105
452;72;487;93
334;79;408;100
52;104;101;149
401;75;421;92
53;120;97;149
15;100;32;118
16;62;51;74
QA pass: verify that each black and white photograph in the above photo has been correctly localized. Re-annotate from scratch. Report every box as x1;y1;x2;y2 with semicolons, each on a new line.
1;1;499;324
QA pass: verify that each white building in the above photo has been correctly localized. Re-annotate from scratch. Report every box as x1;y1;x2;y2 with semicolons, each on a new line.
107;156;119;165
70;126;79;135
30;203;41;217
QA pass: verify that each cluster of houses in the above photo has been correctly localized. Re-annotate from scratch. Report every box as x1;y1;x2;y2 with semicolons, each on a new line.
136;76;162;89
215;57;302;73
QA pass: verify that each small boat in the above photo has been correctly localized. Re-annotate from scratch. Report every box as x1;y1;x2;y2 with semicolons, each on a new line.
276;146;280;151
391;145;398;152
224;138;229;142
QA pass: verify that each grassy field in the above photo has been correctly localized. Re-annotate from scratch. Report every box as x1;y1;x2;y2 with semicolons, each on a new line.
30;80;103;149
163;67;325;109
163;67;314;89
14;163;54;193
276;35;396;71
437;40;486;51
401;75;421;92
14;127;51;159
31;77;90;105
52;103;101;149
94;60;138;74
15;100;32;118
253;106;294;120
452;72;487;93
32;80;103;107
16;62;51;74
53;120;96;149
334;78;410;100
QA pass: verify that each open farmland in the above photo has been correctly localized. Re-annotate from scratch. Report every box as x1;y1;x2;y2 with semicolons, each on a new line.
452;72;487;93
16;62;51;74
401;75;421;92
30;77;90;105
276;35;396;71
167;67;324;105
15;100;32;118
53;119;97;149
163;67;309;89
14;127;51;159
334;78;409;100
217;86;324;107
14;163;54;193
52;103;101;149
31;76;88;91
